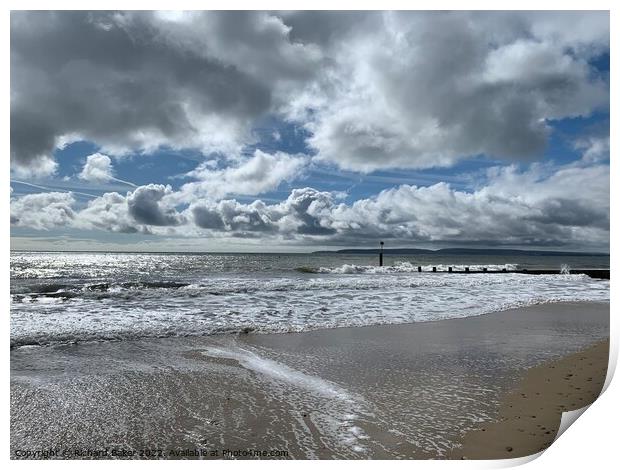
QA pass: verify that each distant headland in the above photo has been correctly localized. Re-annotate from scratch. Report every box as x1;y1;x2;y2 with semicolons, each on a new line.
312;248;609;256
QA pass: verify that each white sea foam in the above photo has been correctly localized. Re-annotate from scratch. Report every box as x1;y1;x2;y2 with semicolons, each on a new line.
312;262;519;274
202;345;353;401
10;251;610;348
10;271;609;348
201;344;369;453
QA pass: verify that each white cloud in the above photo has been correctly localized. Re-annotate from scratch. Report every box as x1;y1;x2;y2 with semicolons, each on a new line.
10;192;75;230
185;160;610;249
71;184;185;233
10;155;58;179
178;150;307;201
79;153;114;183
332;163;609;247
574;135;610;164
74;191;141;234
286;11;609;171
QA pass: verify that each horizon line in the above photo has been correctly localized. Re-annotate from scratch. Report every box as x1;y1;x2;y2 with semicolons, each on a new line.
9;248;611;256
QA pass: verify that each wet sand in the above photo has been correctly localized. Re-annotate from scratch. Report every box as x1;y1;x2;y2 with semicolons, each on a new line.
450;339;609;459
11;301;609;459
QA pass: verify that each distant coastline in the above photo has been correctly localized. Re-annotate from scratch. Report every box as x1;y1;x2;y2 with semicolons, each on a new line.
312;248;610;257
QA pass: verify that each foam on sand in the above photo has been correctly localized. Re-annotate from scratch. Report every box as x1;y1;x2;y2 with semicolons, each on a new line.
202;345;353;401
201;344;370;454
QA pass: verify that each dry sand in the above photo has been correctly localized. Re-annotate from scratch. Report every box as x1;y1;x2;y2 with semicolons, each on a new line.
450;339;609;459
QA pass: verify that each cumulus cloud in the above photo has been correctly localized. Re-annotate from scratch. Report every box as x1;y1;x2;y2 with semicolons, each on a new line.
192;199;275;236
79;153;114;182
178;149;307;201
10;192;75;230
189;161;608;248
127;184;185;227
78;152;137;187
271;188;338;236
11;185;186;234
75;192;142;234
189;187;336;237
10;157;610;250
11;11;609;174
286;11;609;171
332;164;609;247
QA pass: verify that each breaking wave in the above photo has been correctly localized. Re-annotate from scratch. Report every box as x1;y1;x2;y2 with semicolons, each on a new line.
11;273;609;348
298;262;519;274
10;252;609;349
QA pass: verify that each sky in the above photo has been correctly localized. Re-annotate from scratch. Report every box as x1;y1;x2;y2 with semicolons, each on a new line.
9;10;610;252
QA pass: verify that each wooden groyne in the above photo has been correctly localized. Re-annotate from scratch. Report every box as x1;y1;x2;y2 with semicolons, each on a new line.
417;268;609;280
373;243;609;279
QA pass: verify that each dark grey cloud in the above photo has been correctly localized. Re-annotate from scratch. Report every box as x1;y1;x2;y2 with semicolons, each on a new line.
192;199;275;233
192;206;225;230
191;187;338;236
127;184;185;226
527;198;609;229
281;11;374;47
10;11;609;176
10;11;319;174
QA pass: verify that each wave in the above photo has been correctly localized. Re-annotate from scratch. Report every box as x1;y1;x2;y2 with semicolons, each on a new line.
13;271;577;302
11;269;609;349
11;280;191;299
10;296;608;350
298;262;519;274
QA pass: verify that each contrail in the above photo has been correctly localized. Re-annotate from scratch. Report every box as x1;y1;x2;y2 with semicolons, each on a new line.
109;176;137;188
10;180;100;199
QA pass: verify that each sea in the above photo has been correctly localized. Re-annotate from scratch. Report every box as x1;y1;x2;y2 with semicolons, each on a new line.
10;250;610;349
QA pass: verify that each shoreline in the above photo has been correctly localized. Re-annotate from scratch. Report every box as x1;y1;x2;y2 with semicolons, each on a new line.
450;339;609;460
10;299;610;351
11;301;610;459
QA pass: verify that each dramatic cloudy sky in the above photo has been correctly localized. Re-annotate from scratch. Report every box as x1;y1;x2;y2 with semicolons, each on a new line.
10;10;610;252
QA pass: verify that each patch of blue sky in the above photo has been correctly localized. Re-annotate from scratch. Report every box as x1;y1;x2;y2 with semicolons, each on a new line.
589;50;610;74
545;112;609;164
51;141;206;190
248;116;316;156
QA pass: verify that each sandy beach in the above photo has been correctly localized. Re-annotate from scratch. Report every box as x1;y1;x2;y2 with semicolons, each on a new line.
11;301;609;459
450;339;609;459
